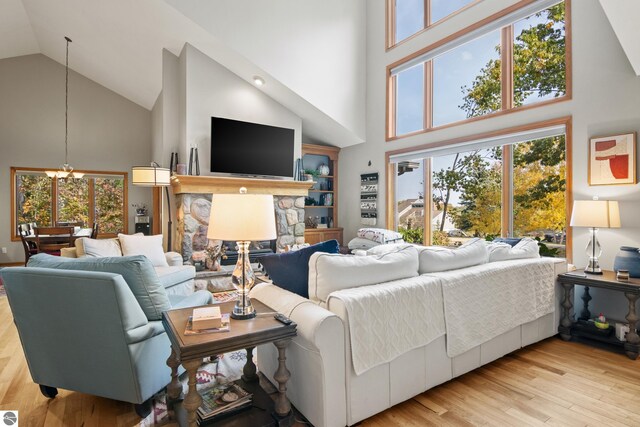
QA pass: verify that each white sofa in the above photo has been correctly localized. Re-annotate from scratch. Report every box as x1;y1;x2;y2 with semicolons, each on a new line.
61;237;195;296
250;242;567;427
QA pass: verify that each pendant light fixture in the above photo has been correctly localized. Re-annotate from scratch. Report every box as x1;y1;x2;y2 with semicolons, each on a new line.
46;36;84;179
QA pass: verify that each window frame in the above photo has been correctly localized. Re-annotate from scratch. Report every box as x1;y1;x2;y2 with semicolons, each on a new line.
10;166;129;241
386;0;572;141
385;116;573;262
386;0;484;50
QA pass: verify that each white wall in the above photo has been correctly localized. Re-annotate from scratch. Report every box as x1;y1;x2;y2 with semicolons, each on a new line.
162;0;366;142
180;43;302;174
340;0;640;315
0;54;152;264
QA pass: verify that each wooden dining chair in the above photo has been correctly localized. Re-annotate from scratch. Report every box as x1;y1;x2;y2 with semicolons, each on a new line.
33;226;74;255
18;224;38;266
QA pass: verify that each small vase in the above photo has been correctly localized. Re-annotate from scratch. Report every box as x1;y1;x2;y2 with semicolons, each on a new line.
206;258;221;271
613;246;640;278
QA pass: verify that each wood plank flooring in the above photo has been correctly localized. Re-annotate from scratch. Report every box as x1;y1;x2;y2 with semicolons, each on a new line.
1;295;639;426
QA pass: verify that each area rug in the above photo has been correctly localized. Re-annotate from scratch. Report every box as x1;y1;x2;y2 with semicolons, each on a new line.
140;350;248;426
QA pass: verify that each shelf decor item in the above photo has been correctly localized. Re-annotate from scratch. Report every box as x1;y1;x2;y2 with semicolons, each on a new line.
360;173;378;226
317;163;330;176
589;132;636;186
613;246;640;278
207;187;276;320
570;198;621;275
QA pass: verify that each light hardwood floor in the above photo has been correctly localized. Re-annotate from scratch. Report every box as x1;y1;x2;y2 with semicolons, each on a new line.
1;295;639;426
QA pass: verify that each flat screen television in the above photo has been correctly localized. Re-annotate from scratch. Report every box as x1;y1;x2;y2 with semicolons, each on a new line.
210;117;295;179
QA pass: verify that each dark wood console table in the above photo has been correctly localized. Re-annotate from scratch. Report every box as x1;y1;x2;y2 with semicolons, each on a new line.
162;300;297;426
557;270;640;359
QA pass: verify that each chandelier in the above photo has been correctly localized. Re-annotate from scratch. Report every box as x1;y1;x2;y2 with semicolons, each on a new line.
46;36;84;179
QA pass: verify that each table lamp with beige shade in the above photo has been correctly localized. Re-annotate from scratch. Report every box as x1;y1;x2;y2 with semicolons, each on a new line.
207;187;277;319
570;198;621;275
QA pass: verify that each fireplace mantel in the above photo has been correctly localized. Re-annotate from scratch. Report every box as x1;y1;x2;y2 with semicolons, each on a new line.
171;175;312;196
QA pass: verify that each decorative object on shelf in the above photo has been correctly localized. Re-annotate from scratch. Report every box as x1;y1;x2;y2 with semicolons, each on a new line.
317;163;330;176
188;144;200;176
304;196;317;206
207;187;276;320
45;37;84;180
594;313;609;330
570;198;621;275
205;243;227;271
327;216;334;228
305;216;318;229
294;158;303;181
303;169;320;181
360;173;379;226
132;162;173;250
132;203;148;216
614;246;640;278
169;152;179;174
589;132;636;186
322;192;333;206
176;163;187;175
192;251;206;271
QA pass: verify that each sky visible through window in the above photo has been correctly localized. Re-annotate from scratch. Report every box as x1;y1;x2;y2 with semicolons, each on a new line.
395;0;476;44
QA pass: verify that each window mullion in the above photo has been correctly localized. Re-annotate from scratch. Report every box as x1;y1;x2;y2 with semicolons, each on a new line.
501;25;514;110
52;178;58;226
423;158;432;245
424;60;433;130
501;145;513;237
88;178;96;228
425;0;431;28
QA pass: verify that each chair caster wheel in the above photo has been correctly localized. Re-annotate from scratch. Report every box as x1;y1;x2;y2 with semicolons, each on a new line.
134;399;153;418
39;385;58;398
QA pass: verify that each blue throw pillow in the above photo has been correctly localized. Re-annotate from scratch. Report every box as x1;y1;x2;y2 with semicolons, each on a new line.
259;240;340;298
493;237;522;247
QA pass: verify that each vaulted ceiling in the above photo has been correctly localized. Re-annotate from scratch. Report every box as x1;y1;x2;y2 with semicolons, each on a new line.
599;0;640;76
0;0;366;147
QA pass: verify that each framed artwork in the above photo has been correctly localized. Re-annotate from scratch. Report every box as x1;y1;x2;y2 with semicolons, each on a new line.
589;132;637;186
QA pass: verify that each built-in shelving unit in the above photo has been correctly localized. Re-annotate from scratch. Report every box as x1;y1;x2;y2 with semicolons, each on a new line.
301;144;342;245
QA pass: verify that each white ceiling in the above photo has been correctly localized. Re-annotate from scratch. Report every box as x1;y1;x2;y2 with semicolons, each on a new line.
0;0;364;147
599;0;640;76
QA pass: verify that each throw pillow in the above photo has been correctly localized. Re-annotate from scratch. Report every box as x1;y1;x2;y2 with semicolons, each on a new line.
118;234;168;267
416;238;489;274
308;245;419;304
27;253;171;321
492;237;523;247
357;228;403;244
487;237;540;262
259;239;340;298
348;237;384;251
80;237;122;257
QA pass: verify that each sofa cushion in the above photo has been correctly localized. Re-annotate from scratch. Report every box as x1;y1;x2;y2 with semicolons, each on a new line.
308;244;419;304
347;237;381;251
259;240;340;298
168;290;213;309
416;238;488;274
155;265;196;290
27;253;171;321
492;237;522;247
80;237;122;257
118;234;168;267
487;238;540;262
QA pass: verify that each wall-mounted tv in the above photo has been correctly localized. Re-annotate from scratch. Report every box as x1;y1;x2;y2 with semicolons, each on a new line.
210;117;295;179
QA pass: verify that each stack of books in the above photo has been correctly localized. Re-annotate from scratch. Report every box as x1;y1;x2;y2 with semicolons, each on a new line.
197;382;253;423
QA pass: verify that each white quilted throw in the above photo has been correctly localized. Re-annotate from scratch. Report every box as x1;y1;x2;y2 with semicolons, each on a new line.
327;275;445;376
426;258;556;358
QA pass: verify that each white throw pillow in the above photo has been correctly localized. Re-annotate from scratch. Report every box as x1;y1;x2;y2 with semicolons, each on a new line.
416;238;489;274
487;237;540;262
357;228;403;244
348;237;382;251
308;245;419;304
118;234;168;267
80;237;122;258
366;243;413;256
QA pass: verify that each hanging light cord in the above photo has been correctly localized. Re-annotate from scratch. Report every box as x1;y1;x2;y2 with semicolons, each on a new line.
64;36;71;166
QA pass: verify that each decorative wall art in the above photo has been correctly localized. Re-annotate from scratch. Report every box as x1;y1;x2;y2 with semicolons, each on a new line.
360;172;378;226
589;132;637;186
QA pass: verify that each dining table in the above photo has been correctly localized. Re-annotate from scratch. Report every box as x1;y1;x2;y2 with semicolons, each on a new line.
23;227;93;245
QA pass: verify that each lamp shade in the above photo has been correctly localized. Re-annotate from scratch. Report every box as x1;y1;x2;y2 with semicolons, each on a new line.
207;193;277;241
570;200;621;228
132;166;171;186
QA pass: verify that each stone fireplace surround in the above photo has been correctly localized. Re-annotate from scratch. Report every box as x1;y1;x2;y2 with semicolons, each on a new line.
171;175;312;263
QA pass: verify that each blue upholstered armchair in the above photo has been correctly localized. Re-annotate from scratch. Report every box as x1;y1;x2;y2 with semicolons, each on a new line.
1;263;211;417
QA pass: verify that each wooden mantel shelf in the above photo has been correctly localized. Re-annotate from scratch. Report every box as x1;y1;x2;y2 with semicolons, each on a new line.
170;175;313;196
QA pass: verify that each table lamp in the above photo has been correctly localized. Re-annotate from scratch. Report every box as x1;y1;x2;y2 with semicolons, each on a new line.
570;198;621;275
207;187;276;319
131;163;173;250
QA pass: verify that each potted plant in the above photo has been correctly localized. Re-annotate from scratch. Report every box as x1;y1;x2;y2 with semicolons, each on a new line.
205;243;228;271
303;169;321;182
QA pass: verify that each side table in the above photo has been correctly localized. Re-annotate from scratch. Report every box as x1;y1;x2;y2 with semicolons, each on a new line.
557;270;640;359
162;300;297;426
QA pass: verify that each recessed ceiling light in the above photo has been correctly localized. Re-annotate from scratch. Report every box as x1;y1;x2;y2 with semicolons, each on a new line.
253;76;265;87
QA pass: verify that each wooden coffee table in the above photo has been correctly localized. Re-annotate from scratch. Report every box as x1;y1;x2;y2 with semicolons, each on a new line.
162;300;297;426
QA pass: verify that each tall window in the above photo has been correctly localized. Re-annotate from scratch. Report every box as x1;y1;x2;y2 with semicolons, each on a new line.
389;0;479;47
388;1;569;139
389;122;569;258
12;168;128;239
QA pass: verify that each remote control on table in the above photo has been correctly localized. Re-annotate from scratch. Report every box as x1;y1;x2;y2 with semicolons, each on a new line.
274;313;293;325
